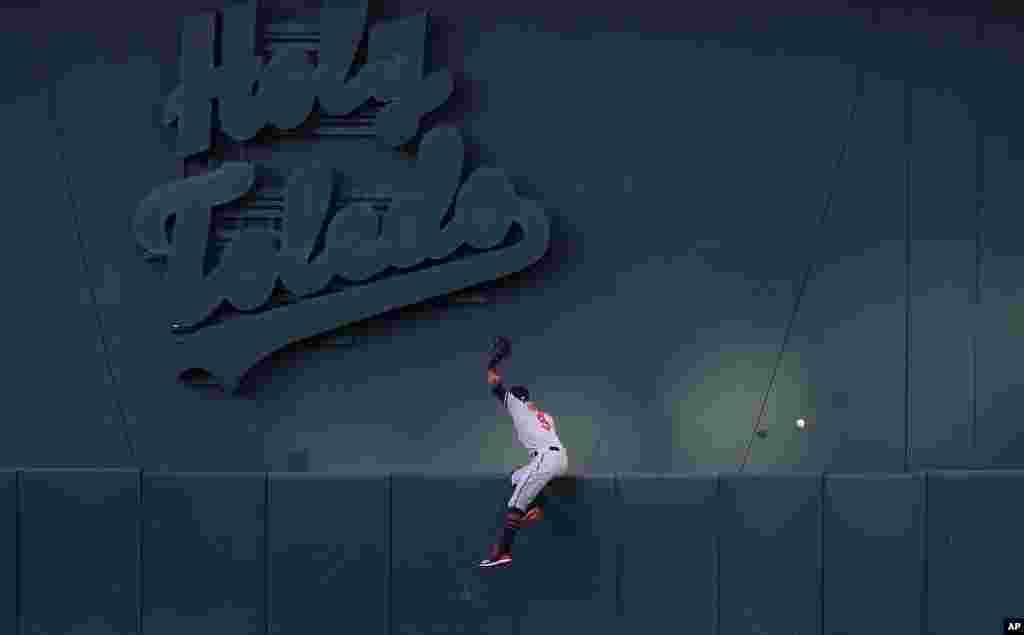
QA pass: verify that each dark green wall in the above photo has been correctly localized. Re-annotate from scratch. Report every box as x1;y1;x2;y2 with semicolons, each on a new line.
3;1;1023;477
1;468;1021;634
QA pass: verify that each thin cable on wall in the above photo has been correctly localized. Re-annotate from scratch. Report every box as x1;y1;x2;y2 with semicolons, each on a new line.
56;119;138;463
737;80;862;473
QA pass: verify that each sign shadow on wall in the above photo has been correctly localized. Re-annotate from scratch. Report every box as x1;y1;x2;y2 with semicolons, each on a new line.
133;0;551;393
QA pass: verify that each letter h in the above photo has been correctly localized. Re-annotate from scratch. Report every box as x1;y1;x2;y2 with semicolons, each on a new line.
177;2;263;159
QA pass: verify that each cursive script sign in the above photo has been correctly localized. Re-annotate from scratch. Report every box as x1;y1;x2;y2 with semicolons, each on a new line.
135;0;550;392
164;1;454;158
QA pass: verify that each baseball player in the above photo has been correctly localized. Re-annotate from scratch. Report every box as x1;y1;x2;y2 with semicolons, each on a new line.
479;337;568;568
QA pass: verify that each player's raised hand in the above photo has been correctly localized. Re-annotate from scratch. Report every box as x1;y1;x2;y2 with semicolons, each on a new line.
488;336;512;369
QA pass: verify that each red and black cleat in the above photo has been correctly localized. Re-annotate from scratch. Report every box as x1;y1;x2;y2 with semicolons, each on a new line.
479;550;512;568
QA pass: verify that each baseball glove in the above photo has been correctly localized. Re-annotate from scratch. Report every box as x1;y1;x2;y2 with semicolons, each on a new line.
488;336;512;370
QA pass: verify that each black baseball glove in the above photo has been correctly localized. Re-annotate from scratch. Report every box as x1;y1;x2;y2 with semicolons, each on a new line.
488;336;512;370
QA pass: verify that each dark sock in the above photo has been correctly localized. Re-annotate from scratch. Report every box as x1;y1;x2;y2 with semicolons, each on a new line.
495;508;524;554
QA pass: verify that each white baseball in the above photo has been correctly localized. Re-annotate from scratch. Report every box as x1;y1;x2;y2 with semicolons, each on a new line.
796;418;806;429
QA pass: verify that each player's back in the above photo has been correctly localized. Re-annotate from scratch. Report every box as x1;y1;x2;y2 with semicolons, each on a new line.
505;396;562;451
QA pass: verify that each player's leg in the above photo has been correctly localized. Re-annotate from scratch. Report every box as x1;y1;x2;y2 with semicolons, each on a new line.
523;491;545;523
502;456;552;538
508;454;550;513
510;465;526;487
480;454;544;567
522;450;567;523
510;466;543;522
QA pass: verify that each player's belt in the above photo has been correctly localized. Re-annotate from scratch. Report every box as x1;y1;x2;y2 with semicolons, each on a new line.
529;446;561;456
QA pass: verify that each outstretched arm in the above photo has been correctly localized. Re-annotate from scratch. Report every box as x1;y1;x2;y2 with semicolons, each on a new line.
487;367;509;405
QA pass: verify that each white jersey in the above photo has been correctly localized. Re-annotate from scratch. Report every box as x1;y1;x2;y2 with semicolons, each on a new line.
501;391;562;451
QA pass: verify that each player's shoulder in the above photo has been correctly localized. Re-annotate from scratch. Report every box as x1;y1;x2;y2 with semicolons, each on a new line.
507;396;529;413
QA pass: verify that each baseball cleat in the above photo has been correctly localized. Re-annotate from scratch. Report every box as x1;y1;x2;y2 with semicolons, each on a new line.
479;553;513;568
522;506;543;526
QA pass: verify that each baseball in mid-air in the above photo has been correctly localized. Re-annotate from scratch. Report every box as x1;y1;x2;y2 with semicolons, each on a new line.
796;418;806;429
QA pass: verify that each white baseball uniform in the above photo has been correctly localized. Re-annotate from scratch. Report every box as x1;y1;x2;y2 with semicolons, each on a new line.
492;383;568;512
